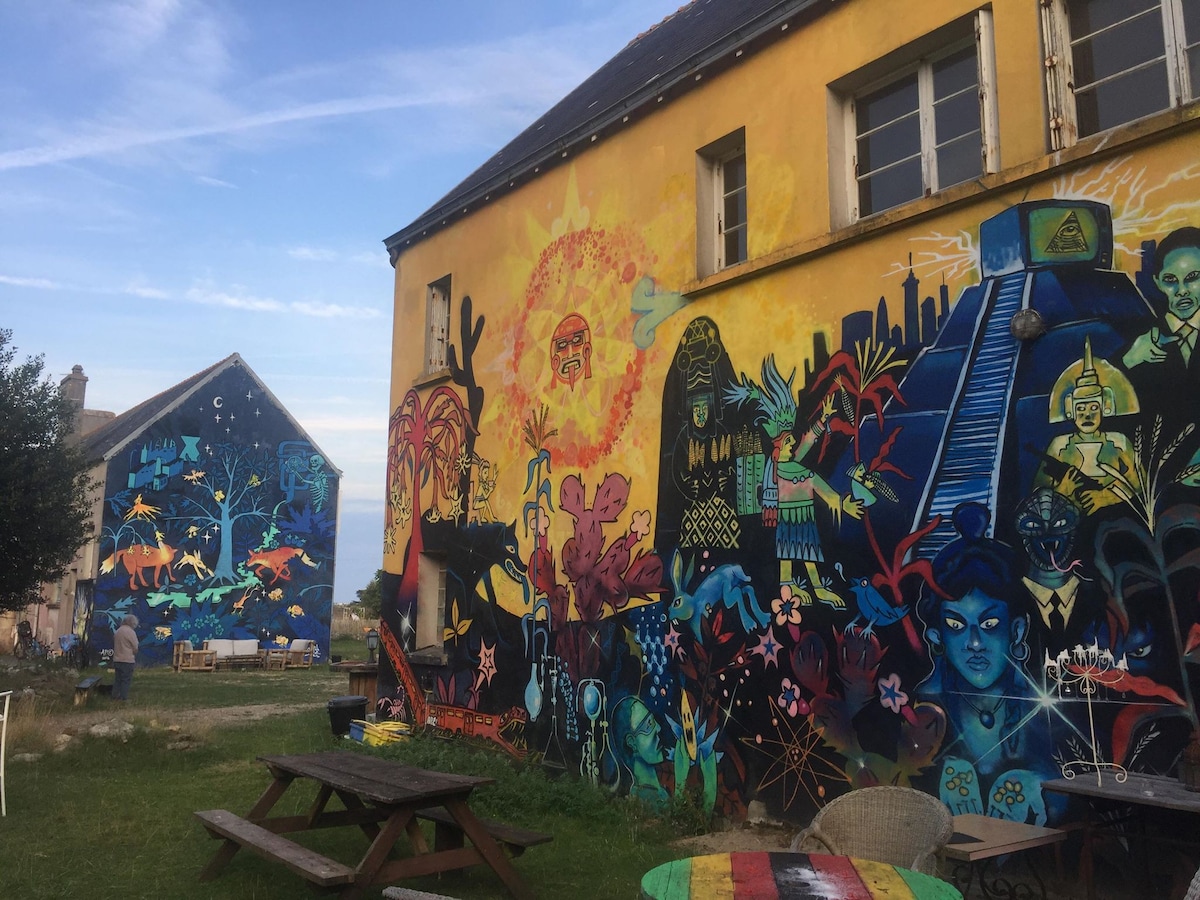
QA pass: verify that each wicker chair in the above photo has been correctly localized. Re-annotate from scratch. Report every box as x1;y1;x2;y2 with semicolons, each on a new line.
790;785;953;875
1185;862;1200;900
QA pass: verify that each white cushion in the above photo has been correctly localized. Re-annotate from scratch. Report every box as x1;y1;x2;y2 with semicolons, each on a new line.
232;639;259;655
289;639;312;651
205;639;235;657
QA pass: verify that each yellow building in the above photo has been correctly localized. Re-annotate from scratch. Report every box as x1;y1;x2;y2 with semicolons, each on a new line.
382;0;1200;830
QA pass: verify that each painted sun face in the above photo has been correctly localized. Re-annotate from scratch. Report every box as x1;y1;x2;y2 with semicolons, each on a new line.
1155;246;1200;322
550;313;593;388
940;588;1013;690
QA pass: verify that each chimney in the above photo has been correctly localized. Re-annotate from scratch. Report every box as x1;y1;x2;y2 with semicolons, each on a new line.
60;364;88;411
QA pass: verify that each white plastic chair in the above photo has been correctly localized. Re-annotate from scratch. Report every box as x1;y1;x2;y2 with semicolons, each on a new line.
0;690;11;816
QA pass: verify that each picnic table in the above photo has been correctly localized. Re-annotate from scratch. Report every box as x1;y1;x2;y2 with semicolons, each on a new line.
194;750;548;899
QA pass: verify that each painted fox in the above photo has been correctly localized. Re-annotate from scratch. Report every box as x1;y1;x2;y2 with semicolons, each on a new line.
100;531;177;589
246;546;319;585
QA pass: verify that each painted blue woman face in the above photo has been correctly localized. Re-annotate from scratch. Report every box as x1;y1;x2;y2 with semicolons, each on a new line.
940;588;1014;690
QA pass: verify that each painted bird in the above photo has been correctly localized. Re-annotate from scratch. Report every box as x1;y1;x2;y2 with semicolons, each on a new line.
837;566;908;637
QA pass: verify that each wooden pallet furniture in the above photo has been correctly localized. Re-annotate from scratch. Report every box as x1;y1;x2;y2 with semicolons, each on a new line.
202;638;265;670
173;641;217;672
281;638;314;668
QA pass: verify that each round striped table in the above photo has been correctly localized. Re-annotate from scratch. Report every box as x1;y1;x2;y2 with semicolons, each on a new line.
640;851;964;900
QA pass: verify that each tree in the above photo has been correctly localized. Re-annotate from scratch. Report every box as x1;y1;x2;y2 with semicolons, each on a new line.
356;569;383;619
0;330;95;612
173;443;271;582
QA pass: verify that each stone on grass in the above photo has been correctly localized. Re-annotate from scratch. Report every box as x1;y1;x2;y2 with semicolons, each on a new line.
88;718;135;741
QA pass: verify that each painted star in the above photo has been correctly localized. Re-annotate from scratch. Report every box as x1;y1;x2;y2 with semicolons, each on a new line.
663;625;682;657
477;641;497;688
750;629;781;669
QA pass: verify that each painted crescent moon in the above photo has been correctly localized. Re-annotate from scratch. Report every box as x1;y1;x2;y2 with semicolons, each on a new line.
213;396;223;408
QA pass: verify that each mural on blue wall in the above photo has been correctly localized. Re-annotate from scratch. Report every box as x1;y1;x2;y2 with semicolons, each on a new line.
92;362;338;665
379;198;1200;834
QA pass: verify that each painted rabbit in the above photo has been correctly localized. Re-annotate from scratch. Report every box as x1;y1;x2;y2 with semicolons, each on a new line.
667;549;768;639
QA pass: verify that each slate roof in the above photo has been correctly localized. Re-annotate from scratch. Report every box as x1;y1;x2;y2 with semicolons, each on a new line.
384;0;833;254
82;353;341;476
82;355;233;462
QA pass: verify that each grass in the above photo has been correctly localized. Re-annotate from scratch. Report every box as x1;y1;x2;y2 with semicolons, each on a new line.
0;654;692;900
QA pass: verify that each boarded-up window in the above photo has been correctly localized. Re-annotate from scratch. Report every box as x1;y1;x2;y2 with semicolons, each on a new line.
426;276;451;372
416;552;446;651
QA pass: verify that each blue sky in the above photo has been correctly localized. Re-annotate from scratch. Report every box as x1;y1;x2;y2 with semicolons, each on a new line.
0;0;685;604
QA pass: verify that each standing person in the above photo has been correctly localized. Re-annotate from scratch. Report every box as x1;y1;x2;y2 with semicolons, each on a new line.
112;615;139;702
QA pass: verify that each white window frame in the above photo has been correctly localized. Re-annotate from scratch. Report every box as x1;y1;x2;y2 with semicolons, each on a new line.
830;9;998;226
425;275;451;374
696;128;748;278
1042;0;1198;149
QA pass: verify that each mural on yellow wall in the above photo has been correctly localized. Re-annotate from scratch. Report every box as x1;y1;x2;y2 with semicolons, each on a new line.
380;155;1200;831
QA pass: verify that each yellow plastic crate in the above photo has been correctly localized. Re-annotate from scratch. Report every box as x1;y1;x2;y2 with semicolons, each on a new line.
350;719;412;746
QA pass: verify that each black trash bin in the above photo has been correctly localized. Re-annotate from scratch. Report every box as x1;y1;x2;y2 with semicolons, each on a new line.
327;695;368;736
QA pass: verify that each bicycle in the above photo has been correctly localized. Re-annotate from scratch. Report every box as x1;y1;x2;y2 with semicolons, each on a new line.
58;633;86;668
13;621;50;660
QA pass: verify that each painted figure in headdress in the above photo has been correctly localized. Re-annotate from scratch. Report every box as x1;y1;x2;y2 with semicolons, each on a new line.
1035;336;1141;514
726;355;862;606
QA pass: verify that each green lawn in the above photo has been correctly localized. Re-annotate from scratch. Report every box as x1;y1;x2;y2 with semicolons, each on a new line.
0;657;687;899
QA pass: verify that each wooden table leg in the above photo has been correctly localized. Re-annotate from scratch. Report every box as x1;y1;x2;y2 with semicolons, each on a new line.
334;788;382;841
1081;803;1095;900
341;808;418;899
444;797;533;900
249;772;295;819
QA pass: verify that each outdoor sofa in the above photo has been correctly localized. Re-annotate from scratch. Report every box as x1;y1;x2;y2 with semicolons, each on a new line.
203;638;266;670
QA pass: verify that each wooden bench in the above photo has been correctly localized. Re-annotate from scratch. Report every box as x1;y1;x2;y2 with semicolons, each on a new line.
74;675;102;706
415;807;553;857
194;809;355;887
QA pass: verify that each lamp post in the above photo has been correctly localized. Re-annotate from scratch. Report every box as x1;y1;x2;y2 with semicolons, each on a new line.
365;628;379;665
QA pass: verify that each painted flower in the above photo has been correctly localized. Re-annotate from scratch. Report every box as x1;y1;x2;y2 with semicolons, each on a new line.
630;509;651;540
771;586;804;627
878;672;909;713
777;677;807;717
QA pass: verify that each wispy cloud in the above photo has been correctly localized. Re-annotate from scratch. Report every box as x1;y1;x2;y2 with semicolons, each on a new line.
186;283;382;319
196;174;236;188
0;92;477;173
0;270;383;320
0;2;672;176
0;273;61;289
286;245;390;268
124;282;171;299
286;246;337;262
